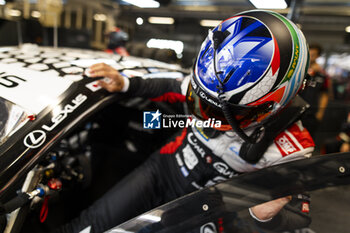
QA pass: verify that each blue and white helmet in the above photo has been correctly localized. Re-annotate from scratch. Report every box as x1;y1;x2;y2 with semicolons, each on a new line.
186;10;309;132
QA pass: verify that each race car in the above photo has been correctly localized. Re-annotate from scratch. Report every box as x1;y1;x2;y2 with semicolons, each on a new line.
0;44;350;233
108;151;350;233
0;44;187;233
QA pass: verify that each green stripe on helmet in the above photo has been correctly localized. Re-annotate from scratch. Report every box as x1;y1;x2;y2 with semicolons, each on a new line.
271;12;300;83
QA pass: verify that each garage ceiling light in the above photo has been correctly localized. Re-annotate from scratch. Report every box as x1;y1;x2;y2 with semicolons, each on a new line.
94;14;107;21
148;17;174;24
346;26;350;33
249;0;287;9
0;0;5;6
8;9;21;17
147;38;184;55
123;0;160;8
31;11;41;18
200;19;222;28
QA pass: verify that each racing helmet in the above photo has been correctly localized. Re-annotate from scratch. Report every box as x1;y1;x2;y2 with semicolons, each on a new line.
186;10;309;143
107;27;129;49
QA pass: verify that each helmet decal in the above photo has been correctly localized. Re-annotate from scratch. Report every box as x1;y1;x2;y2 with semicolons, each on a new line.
271;12;308;107
188;10;309;131
195;17;274;97
239;66;279;104
242;11;294;89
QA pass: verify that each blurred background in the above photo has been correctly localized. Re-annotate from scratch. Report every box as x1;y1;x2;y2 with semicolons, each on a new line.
1;2;350;232
0;0;349;66
1;0;350;152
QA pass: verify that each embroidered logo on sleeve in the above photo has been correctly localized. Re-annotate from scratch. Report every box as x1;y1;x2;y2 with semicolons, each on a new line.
182;144;199;170
274;133;300;156
301;201;310;213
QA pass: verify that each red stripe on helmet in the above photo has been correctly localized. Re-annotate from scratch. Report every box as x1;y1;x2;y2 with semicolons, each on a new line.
249;86;286;106
271;35;280;76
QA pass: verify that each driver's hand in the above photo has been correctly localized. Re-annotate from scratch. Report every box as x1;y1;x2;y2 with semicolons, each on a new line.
250;196;292;221
88;63;125;92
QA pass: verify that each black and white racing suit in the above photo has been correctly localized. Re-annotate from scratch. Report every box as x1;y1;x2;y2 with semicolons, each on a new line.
55;76;314;233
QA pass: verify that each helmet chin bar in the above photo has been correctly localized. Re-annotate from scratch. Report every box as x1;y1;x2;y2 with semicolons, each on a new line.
217;87;265;144
212;25;265;144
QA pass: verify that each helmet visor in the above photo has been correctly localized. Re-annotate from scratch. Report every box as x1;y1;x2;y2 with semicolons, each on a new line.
186;81;275;129
186;82;228;125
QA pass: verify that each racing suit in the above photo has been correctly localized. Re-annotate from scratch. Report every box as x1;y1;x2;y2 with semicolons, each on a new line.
55;76;314;233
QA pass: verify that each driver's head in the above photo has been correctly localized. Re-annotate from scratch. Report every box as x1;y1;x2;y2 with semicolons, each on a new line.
186;10;309;135
309;43;322;65
107;27;129;49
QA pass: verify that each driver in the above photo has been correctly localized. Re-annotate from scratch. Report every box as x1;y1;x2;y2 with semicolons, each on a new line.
55;10;314;233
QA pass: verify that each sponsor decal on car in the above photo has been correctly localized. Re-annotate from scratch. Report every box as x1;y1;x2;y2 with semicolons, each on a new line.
42;94;87;131
0;72;26;88
23;94;87;148
0;63;73;114
23;130;47;149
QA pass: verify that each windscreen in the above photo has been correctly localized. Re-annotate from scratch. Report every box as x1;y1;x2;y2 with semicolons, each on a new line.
0;97;28;146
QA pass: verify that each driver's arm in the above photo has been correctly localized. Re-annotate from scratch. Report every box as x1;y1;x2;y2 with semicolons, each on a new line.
88;63;186;102
249;194;311;231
